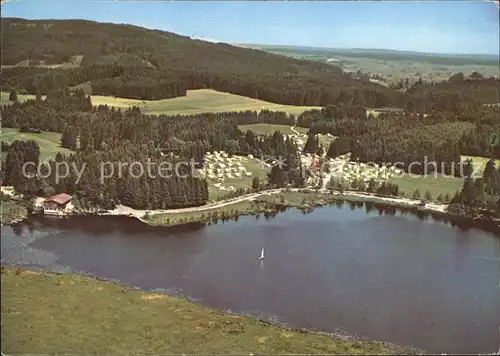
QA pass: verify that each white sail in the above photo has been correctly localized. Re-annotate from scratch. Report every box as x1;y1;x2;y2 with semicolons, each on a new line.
259;248;264;260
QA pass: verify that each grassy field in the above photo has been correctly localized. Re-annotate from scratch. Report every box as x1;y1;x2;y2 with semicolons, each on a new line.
1;128;73;161
146;191;335;227
147;200;257;226
366;107;408;118
389;174;464;201
461;155;500;177
239;124;308;135
1;89;319;116
0;91;42;106
237;124;339;155
92;89;320;116
1;267;405;354
1;55;83;70
318;134;336;150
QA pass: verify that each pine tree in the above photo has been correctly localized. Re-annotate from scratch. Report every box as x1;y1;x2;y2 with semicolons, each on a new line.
35;88;42;101
303;133;319;154
461;159;473;178
9;90;18;102
316;144;324;156
450;191;462;205
61;126;78;149
461;177;476;205
252;176;260;191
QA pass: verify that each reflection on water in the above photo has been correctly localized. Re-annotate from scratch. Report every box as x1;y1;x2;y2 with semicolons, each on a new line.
1;204;500;354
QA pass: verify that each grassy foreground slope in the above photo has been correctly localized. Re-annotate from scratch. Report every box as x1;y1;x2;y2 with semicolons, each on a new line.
1;89;320;116
1;268;411;354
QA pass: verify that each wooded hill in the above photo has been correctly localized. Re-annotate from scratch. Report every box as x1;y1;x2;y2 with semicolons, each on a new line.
3;19;498;111
0;17;408;107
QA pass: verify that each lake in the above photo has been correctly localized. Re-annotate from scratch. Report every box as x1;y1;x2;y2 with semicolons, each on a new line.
1;203;499;354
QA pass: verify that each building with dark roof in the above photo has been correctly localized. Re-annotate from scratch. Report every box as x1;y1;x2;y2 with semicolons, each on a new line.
42;193;73;216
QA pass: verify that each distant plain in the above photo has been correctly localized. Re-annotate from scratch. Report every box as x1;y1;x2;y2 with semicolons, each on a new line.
246;45;500;85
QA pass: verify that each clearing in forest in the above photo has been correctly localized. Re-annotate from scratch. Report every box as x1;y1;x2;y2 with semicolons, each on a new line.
1;89;320;116
389;174;464;202
461;155;500;177
239;124;308;135
91;89;321;116
1;128;72;162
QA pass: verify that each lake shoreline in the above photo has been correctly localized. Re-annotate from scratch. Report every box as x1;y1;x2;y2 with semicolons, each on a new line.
1;265;423;355
72;188;499;233
2;203;497;353
7;188;497;234
0;199;29;226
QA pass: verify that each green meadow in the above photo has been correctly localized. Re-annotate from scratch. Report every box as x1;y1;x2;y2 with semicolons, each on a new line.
1;128;72;161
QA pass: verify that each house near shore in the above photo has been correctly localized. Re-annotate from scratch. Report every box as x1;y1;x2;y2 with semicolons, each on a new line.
42;193;73;216
311;155;320;169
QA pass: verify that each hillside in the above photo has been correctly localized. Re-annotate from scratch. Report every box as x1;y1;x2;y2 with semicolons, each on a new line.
1;18;402;107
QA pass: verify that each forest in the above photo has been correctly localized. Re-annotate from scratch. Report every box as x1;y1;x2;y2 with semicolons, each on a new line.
1;18;500;218
1;89;303;210
2;84;499;217
3;18;499;110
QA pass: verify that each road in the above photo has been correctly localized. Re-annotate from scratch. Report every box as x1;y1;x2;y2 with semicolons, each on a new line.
108;186;448;221
109;189;285;218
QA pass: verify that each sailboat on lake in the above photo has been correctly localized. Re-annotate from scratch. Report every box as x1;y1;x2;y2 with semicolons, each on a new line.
258;248;265;261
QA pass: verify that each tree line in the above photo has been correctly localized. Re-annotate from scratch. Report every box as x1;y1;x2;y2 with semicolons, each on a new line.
449;159;500;217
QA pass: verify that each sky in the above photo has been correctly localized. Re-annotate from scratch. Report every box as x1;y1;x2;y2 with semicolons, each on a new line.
2;0;499;55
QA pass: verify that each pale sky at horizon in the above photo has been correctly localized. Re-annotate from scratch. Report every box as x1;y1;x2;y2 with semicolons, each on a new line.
2;0;499;55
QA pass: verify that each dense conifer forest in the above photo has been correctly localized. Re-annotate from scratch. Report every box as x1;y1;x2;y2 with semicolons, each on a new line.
1;18;500;218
